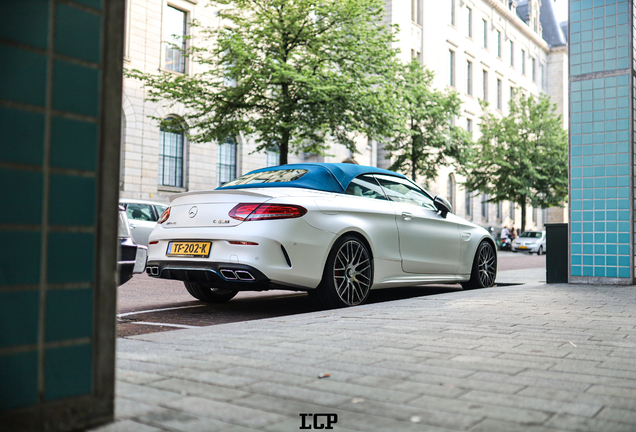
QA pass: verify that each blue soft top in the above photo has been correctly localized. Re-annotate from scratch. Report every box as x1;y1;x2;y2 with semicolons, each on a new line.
216;163;406;193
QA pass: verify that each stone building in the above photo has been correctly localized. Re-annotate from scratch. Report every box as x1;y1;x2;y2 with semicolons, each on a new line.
120;0;569;234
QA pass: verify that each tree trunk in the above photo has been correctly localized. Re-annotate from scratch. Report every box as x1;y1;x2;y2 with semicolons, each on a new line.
519;196;527;234
280;130;289;165
410;121;417;181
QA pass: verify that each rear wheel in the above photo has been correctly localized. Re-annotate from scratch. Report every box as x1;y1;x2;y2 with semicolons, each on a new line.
462;241;497;290
309;236;373;309
184;282;238;303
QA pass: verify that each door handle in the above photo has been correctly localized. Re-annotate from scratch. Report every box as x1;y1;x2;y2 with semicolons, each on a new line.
401;212;413;221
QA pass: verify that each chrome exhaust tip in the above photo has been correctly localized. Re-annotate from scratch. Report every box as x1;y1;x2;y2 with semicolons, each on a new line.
146;266;159;276
220;269;237;280
235;270;255;281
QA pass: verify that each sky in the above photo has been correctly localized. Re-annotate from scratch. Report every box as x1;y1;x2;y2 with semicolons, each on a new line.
552;0;568;24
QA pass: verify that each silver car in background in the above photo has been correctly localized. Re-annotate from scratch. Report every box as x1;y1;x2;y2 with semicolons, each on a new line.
512;230;547;255
119;199;168;246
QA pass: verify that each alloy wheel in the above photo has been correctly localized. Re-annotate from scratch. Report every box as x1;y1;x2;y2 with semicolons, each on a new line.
478;243;497;287
332;240;371;306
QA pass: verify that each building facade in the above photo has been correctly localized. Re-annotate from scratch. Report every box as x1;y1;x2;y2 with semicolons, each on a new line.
120;0;569;235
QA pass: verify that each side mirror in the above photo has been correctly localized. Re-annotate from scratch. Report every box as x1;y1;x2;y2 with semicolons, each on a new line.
434;196;452;218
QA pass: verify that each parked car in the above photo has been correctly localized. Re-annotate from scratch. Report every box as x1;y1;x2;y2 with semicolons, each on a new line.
119;199;168;246
512;230;546;255
145;163;497;308
118;205;148;286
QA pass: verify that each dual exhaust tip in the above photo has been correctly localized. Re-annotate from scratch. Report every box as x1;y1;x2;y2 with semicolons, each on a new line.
220;269;255;281
145;266;255;281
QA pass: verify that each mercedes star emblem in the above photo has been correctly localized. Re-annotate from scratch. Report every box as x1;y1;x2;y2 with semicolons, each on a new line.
188;206;198;218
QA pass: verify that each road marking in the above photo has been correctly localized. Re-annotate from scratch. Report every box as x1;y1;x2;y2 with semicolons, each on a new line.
129;321;200;329
117;304;206;318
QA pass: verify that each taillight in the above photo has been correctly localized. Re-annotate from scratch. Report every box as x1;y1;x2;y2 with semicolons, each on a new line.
158;207;171;224
229;203;307;221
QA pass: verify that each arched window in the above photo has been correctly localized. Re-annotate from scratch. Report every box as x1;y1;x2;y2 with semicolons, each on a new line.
447;173;456;210
218;136;237;186
158;117;184;187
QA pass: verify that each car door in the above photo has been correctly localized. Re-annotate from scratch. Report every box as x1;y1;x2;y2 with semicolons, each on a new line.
373;174;461;275
125;203;158;246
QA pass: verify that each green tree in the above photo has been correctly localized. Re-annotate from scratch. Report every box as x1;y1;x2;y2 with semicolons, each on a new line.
382;60;471;182
462;91;568;233
126;0;404;165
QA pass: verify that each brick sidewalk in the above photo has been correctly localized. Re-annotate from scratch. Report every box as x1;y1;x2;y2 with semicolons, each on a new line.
93;282;636;432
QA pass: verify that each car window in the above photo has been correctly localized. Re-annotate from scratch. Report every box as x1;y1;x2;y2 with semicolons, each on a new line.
519;231;542;238
118;211;130;237
373;174;436;210
222;169;308;186
126;204;156;222
344;174;388;200
155;205;168;218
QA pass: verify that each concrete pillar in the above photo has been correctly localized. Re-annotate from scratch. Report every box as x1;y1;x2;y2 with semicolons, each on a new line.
568;0;633;283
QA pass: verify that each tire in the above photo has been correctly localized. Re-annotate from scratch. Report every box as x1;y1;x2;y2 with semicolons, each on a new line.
184;282;238;303
537;246;543;256
309;235;373;309
461;241;497;290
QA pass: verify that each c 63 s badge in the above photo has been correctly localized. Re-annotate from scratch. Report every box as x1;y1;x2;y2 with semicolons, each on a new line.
213;220;230;224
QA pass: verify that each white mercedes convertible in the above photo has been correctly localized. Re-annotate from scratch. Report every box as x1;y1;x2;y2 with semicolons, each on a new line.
146;163;497;308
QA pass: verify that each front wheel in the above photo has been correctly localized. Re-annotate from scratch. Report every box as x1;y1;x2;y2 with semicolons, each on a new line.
184;282;238;303
462;241;497;290
537;246;543;256
309;236;373;309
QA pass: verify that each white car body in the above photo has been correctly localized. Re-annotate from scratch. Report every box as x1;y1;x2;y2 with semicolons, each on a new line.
512;231;547;254
145;164;497;307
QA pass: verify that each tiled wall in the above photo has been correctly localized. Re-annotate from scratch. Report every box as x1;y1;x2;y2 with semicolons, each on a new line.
569;0;634;282
0;0;103;417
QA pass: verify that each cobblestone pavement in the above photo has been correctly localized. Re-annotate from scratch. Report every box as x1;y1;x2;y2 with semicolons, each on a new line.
116;252;545;337
94;281;636;432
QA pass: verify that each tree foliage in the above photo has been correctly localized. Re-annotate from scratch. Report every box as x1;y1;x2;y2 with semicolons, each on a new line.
462;91;568;232
126;0;404;164
382;61;471;182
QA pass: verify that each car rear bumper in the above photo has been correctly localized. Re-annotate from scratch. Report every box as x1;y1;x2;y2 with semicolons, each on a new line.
145;259;308;291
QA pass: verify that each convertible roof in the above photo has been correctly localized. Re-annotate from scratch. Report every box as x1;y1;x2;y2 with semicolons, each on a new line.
216;163;406;193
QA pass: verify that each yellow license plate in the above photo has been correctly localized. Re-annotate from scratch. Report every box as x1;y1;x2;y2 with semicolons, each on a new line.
166;241;211;257
519;246;527;249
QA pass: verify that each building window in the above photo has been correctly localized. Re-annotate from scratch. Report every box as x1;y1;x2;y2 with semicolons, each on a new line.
218;136;237;186
467;60;472;95
540;64;544;89
158;118;184;188
532;207;537;223
532;57;536;82
449;50;456;87
412;0;422;25
510;41;514;66
482;19;488;48
266;150;280;167
497;78;502;110
164;5;187;73
510;85;515;101
509;201;515;219
447;173;456;210
466;118;473;135
497;202;502;220
465;190;472;217
451;0;455;26
481;192;488;220
496;30;501;58
482;70;488;101
521;49;526;74
467;7;472;38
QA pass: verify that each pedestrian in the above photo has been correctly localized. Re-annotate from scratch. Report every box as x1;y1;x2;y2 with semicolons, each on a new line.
510;227;517;239
501;226;510;240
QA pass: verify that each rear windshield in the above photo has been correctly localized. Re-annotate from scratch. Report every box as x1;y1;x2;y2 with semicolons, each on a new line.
221;169;308;187
520;231;543;238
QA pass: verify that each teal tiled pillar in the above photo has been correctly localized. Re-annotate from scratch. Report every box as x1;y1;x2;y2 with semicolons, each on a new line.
569;0;634;283
0;0;124;430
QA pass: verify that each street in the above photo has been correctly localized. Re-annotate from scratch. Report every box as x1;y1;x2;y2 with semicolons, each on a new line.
117;251;546;337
